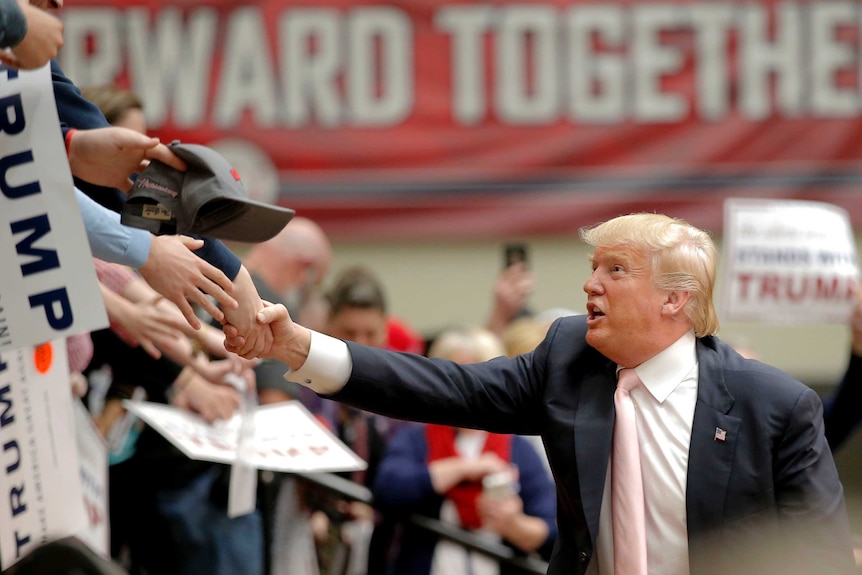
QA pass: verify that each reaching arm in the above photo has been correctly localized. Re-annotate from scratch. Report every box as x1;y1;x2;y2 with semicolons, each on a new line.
78;191;237;328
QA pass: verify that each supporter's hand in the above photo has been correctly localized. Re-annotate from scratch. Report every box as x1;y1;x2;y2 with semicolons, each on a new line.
0;2;63;70
70;371;88;398
67;126;187;192
223;302;311;367
190;356;241;385
476;472;549;553
221;266;272;358
477;490;524;533
110;294;186;359
465;452;511;482
170;368;241;424
428;451;510;494
487;262;534;336
138;235;237;329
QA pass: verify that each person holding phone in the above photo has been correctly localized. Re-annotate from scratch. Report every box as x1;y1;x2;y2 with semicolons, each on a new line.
487;244;535;338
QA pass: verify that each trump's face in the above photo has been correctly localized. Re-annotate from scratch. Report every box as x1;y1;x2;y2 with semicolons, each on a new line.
583;246;668;367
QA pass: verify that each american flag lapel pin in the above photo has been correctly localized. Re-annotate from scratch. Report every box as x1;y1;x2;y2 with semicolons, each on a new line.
714;427;727;442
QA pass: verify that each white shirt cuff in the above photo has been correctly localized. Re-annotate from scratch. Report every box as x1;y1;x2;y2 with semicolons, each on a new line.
283;330;352;395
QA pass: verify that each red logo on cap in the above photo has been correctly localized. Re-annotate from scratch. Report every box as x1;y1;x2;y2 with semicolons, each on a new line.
230;169;241;181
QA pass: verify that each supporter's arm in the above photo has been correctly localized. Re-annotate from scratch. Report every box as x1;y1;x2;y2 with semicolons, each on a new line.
220;265;273;357
77;187;151;268
54;60;244;288
486;262;533;337
77;188;238;327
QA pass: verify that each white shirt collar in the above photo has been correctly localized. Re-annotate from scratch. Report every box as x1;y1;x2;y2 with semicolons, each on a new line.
625;330;697;403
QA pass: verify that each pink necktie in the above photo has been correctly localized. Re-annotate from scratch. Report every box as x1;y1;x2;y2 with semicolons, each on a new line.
612;368;648;575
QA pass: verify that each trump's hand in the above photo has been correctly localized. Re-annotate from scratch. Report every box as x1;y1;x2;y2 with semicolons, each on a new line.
220;266;272;358
223;302;311;369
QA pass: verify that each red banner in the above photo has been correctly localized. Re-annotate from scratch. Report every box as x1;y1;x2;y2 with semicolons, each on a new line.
58;0;862;239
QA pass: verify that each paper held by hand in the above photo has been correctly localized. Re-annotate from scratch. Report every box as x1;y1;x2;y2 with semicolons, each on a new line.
123;399;367;474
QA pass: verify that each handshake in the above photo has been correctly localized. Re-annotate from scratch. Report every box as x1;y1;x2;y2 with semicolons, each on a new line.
222;302;310;369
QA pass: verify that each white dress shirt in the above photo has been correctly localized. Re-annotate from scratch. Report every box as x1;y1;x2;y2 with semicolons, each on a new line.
284;330;353;394
591;331;698;575
285;329;699;575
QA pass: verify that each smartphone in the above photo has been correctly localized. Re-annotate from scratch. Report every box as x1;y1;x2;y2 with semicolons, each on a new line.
504;243;529;269
482;468;519;499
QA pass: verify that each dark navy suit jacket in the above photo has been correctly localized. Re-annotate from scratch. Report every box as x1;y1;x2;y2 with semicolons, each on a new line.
331;315;855;575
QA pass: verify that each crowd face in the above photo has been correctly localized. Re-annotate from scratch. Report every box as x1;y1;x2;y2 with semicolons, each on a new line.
115;108;147;135
327;307;387;348
583;246;669;367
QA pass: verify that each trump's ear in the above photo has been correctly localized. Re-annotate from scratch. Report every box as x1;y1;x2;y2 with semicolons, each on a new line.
662;290;690;317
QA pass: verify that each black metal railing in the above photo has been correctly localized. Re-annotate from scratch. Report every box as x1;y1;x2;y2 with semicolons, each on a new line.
295;471;550;575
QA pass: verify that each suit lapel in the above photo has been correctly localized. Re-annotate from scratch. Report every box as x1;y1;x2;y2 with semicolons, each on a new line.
574;362;616;542
686;339;741;536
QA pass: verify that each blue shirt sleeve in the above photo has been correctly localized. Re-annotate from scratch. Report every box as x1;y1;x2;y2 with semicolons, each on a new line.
192;236;241;281
75;187;151;268
54;60;242;280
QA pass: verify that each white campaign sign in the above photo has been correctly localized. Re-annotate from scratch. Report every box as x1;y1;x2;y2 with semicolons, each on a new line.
0;64;107;349
73;401;109;556
124;400;367;474
721;198;859;324
0;342;86;569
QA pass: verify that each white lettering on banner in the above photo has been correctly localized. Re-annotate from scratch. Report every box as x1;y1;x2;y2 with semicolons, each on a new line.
59;1;862;129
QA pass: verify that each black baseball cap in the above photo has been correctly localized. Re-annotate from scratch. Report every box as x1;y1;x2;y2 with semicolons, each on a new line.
122;142;294;243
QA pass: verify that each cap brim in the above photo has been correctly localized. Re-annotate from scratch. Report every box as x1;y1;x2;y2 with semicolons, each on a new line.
189;198;295;243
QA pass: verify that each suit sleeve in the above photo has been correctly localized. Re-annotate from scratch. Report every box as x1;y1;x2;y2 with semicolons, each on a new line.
336;338;551;436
